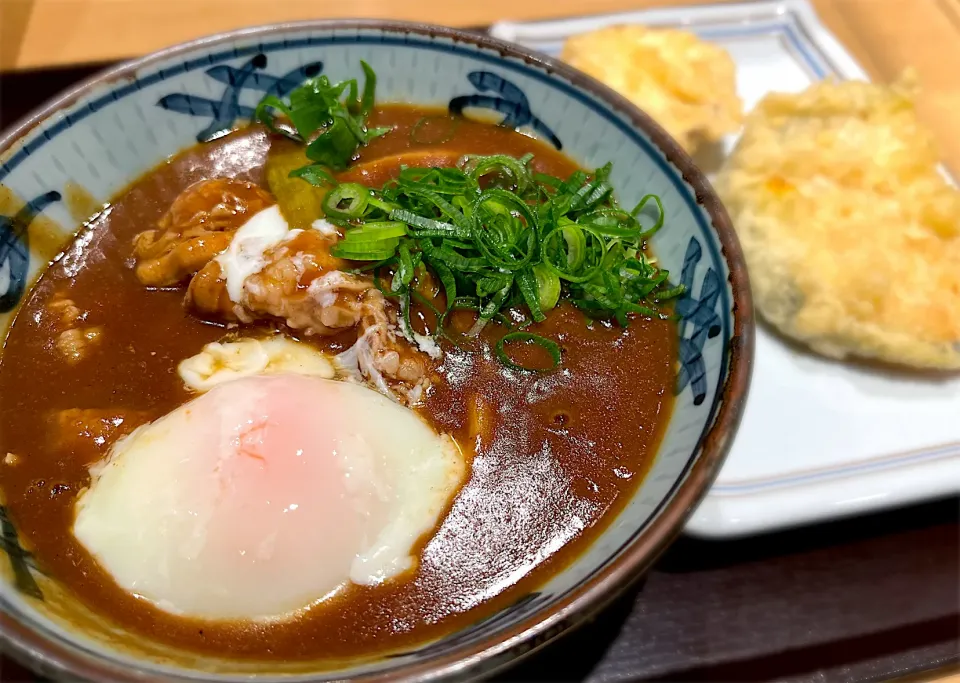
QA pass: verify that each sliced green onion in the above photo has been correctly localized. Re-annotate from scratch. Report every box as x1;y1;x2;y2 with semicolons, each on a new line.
468;284;513;337
622;301;665;318
323;183;370;219
436;296;481;343
560;169;589;196
516;268;546;322
306;117;360;171
254;95;297;139
258;61;390;179
332;247;399;261
331;237;400;260
260;63;680;370
340;221;408;243
389;208;471;239
533;173;564;190
358;60;377;117
495;332;562;372
474;273;511;298
428;246;489;272
561;225;587;270
532;263;560;311
594;161;613;182
631;194;665;238
541;225;603;283
579;208;643;237
366;126;393;140
472;189;539;271
653;283;686;301
391;242;416;292
424;257;457;308
438;238;473;251
569;179;612;212
367;195;398;213
460;154;532;194
403;187;474;233
297;148;676;369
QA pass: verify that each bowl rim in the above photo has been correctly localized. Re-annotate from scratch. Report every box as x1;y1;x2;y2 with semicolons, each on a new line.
0;18;754;683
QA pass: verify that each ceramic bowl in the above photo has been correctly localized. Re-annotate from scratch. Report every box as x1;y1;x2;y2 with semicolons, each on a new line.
0;20;752;682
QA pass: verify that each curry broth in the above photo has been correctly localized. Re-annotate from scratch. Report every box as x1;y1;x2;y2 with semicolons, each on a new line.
0;106;676;660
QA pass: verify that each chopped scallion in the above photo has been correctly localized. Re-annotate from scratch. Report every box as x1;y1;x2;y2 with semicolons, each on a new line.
322;183;370;220
272;73;684;370
254;60;391;178
495;332;562;372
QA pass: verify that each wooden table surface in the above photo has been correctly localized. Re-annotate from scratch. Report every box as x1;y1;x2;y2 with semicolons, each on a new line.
2;0;960;170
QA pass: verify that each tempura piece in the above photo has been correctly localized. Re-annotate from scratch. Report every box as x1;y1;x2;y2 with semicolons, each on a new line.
561;25;742;152
715;74;960;369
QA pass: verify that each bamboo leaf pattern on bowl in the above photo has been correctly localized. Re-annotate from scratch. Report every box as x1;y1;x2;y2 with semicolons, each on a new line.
0;506;43;600
449;72;562;149
675;237;722;406
0;190;61;314
156;54;324;142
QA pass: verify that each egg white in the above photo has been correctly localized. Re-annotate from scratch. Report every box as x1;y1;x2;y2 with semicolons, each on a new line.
73;372;466;621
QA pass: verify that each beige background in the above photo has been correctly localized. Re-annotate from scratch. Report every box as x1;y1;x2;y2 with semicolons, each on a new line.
1;0;959;171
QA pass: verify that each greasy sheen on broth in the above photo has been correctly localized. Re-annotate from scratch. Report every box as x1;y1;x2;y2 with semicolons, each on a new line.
0;106;676;660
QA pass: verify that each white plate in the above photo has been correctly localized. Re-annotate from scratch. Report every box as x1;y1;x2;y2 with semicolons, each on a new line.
491;0;960;538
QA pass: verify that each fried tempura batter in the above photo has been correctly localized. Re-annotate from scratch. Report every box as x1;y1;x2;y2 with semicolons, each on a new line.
561;25;742;152
715;74;960;369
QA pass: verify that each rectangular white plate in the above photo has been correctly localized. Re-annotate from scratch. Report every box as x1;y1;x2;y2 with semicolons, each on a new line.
491;0;960;538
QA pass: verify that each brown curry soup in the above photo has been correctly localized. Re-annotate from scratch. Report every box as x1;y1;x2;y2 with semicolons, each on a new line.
0;105;676;661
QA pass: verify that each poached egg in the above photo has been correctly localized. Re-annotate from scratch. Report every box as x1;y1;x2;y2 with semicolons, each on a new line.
73;373;465;620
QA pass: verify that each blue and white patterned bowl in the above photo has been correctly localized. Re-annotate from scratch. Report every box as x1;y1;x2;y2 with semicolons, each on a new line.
0;20;753;682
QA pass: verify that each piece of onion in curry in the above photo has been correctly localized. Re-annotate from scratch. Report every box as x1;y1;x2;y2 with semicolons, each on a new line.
0;105;677;662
